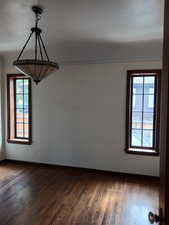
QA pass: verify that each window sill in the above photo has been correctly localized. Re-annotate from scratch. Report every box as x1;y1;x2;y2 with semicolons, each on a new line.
125;147;159;156
7;138;32;145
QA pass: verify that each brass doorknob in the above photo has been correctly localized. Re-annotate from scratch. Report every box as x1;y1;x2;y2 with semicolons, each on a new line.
148;212;161;224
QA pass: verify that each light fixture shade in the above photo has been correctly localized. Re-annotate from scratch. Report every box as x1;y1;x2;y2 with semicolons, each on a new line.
13;59;59;84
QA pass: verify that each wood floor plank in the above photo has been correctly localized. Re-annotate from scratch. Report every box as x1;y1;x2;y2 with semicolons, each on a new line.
0;161;159;225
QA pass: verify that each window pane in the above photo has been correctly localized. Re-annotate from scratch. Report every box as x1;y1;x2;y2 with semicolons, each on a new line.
144;76;155;94
132;112;142;129
148;88;154;94
24;114;29;123
16;108;23;117
16;123;24;137
24;111;29;123
24;123;29;138
143;112;154;130
16;118;24;124
16;79;23;93
144;76;155;84
24;131;29;138
143;129;153;147
132;94;142;111
16;109;23;124
24;108;29;123
16;94;23;108
133;77;143;94
131;129;142;146
144;94;154;112
148;95;154;108
24;80;29;94
24;95;29;107
24;108;29;114
133;88;137;94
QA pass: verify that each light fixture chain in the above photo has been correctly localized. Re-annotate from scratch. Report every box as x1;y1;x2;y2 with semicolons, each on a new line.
35;12;41;28
38;35;44;60
35;32;38;60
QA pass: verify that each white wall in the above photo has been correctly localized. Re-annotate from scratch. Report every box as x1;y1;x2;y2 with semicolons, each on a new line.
4;57;161;176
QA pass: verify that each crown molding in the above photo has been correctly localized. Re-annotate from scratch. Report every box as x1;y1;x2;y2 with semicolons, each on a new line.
59;56;162;66
2;51;162;67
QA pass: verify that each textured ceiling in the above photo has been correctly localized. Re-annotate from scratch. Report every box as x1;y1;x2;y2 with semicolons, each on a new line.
0;0;164;63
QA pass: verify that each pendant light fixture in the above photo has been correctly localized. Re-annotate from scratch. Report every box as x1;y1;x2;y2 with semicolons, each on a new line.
13;6;59;85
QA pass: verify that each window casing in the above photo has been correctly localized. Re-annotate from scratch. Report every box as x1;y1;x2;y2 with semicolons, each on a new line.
7;74;32;144
125;70;161;156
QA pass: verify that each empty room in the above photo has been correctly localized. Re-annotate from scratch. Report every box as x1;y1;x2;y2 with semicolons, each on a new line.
0;0;169;225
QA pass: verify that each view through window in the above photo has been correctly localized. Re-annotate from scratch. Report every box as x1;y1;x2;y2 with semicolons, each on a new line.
15;79;30;138
126;70;161;155
7;75;32;144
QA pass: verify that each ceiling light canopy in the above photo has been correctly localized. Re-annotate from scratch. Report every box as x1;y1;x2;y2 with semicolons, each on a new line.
13;6;59;85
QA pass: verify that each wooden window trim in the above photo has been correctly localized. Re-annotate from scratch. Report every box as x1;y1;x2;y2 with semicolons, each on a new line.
125;69;161;156
7;74;32;145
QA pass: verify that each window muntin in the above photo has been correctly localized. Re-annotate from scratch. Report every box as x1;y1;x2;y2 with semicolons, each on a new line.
7;74;32;144
126;70;161;155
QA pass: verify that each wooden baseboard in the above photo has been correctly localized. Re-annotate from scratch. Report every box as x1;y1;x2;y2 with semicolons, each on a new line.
1;159;159;180
0;159;7;163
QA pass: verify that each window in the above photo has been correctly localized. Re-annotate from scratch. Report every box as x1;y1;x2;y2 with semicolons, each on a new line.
7;74;32;144
125;70;161;155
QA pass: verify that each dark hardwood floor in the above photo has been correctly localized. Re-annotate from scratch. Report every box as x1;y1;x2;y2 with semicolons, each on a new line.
0;161;159;225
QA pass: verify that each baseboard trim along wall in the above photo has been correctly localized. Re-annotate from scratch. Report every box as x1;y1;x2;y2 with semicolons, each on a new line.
1;159;159;180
